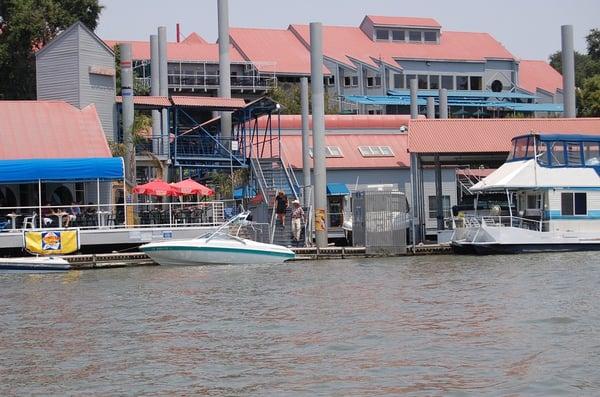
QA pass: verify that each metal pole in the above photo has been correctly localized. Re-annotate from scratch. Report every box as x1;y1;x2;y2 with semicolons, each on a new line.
310;22;328;248
120;43;135;189
410;78;418;119
427;97;435;119
38;179;42;228
97;178;101;226
561;25;576;118
218;0;232;141
158;26;169;158
439;88;448;119
150;34;160;154
300;77;311;206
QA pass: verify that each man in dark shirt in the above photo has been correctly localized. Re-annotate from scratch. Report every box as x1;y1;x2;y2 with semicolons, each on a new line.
275;191;288;228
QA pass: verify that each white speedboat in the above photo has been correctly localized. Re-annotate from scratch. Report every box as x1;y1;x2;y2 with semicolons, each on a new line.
451;132;600;254
140;211;295;266
0;256;71;272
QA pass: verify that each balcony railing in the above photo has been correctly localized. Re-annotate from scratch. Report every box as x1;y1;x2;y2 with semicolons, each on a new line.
136;72;276;92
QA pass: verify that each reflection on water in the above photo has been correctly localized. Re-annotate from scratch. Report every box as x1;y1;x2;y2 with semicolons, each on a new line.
1;253;599;396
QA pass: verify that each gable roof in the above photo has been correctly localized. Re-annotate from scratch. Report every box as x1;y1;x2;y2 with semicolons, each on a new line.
36;21;114;58
408;118;600;154
0;101;111;159
230;27;329;75
519;60;563;94
181;32;206;44
257;114;414;130
363;15;441;29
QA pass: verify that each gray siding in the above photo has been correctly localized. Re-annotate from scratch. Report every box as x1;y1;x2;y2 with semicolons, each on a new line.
397;60;485;74
78;25;117;140
36;30;80;105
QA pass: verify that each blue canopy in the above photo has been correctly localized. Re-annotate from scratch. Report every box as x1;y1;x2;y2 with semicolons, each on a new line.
0;157;124;183
327;183;350;196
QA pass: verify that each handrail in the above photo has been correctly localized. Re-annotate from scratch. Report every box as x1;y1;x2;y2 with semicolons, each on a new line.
279;158;299;201
269;197;277;244
250;156;269;205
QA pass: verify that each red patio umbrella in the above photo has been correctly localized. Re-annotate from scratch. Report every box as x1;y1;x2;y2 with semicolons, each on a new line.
170;178;215;196
133;179;178;196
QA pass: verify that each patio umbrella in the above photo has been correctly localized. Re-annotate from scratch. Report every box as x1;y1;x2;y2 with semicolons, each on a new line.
133;179;178;196
170;178;215;197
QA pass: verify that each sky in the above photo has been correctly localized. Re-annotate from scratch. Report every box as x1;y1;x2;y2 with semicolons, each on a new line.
96;0;600;61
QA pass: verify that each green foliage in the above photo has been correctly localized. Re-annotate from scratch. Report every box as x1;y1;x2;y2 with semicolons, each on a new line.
268;82;338;115
548;50;600;88
109;112;152;157
208;169;249;199
580;75;600;117
0;0;103;99
587;29;600;60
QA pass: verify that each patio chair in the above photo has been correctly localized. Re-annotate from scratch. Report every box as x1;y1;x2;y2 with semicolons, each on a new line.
22;213;37;229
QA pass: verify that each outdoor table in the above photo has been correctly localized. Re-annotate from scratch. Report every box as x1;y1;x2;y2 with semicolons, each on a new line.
53;212;69;228
6;213;21;230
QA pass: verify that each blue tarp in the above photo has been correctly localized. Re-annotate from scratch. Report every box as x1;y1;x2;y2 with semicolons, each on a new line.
0;157;124;183
327;183;350;196
234;186;257;199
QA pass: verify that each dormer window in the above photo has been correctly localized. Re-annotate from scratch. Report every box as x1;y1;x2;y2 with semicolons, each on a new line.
408;31;422;42
375;29;389;41
392;30;405;41
424;31;438;42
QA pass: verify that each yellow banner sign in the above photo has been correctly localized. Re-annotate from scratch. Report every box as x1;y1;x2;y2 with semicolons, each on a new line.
23;230;80;255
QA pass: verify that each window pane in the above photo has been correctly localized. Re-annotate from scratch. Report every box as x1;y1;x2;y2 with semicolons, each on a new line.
376;29;389;40
367;77;374;87
393;73;404;89
566;142;582;166
344;76;351;86
429;75;440;90
392;30;405;41
380;146;394;156
549;142;565;166
428;195;450;218
352;76;358;86
457;76;469;90
418;75;428;89
574;193;587;215
584;142;600;165
374;76;381;86
441;75;453;90
561;193;574;215
537;141;549;165
470;76;483;90
409;31;422;41
424;31;437;42
512;137;529;160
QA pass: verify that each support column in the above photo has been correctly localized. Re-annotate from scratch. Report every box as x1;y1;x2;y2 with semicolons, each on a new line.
150;34;160;154
434;154;444;231
310;22;328;248
120;43;135;189
561;25;576;118
427;97;435;119
158;26;169;162
410;78;418;119
218;0;232;141
300;77;311;206
439;88;448;119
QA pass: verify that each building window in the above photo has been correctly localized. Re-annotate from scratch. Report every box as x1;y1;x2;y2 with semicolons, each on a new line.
470;76;483;90
75;182;85;204
324;76;335;86
375;29;389;40
352;76;359;86
367;77;381;87
424;31;437;42
344;76;358;87
358;146;395;157
408;31;422;42
457;76;469;90
441;75;454;90
417;75;428;89
406;74;417;87
429;75;440;90
367;109;382;115
393;73;404;89
428;195;451;219
392;30;405;41
561;192;587;216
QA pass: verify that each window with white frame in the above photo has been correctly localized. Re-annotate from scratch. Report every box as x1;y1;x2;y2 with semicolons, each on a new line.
309;146;344;158
358;146;395;157
392;30;405;41
367;76;381;87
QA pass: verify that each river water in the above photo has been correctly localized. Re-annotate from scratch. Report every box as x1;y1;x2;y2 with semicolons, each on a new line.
1;253;599;396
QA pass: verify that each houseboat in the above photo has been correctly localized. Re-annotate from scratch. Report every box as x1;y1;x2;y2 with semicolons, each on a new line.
451;133;600;254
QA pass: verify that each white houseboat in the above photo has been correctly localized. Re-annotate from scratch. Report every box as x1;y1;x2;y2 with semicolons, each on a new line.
451;133;600;254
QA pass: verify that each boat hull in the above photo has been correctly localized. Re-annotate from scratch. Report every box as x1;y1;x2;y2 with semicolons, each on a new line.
452;241;600;255
0;257;71;272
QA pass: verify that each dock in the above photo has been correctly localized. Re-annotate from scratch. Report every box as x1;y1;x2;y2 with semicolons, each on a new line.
61;244;452;269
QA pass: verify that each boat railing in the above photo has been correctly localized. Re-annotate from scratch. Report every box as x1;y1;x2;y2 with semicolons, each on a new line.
0;200;230;231
480;215;548;232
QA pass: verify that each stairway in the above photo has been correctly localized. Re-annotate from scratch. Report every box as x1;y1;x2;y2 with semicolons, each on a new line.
256;158;298;200
272;206;307;247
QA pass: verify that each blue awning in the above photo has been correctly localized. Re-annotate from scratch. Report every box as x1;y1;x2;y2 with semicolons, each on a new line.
0;157;124;183
234;186;257;199
327;183;350;196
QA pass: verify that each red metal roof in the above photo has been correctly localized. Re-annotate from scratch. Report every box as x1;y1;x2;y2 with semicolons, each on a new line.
104;37;244;63
171;96;245;109
0;101;111;160
518;60;563;94
257;114;414;130
115;96;171;106
364;15;441;28
274;134;410;169
408;118;600;154
181;32;206;45
230;27;329;75
290;24;515;69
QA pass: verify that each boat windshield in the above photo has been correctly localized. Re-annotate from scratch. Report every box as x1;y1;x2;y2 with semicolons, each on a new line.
507;136;534;161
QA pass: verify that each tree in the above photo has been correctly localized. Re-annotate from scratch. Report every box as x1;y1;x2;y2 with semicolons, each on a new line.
268;82;338;115
548;50;600;88
587;29;600;60
0;0;103;99
579;75;600;117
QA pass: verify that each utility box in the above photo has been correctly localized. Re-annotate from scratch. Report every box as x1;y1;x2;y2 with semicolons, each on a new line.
352;191;407;255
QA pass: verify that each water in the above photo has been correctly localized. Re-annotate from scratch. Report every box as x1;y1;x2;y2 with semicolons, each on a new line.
1;253;599;396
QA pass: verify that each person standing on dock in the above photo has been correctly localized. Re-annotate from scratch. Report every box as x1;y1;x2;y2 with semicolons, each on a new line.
275;191;288;229
291;199;305;244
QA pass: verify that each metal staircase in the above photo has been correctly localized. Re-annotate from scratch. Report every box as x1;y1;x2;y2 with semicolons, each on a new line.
457;168;484;202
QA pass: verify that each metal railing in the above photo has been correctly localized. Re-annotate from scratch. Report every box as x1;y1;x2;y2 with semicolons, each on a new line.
0;201;226;231
457;214;548;232
136;72;276;92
